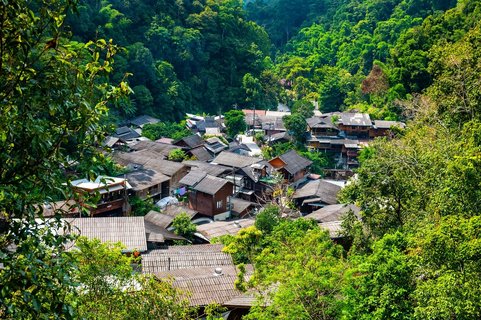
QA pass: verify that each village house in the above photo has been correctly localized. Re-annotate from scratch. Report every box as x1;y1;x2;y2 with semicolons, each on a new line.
307;114;340;137
337;112;373;139
70;176;131;216
180;174;234;218
112;150;189;195
268;150;312;184
190;115;224;135
113;126;141;142
143;210;187;246
204;136;228;156
128;115;160;129
293;179;342;214
303;203;360;223
369;120;406;138
142;244;255;319
173;134;204;150
243;109;289;136
211;151;273;201
124;168;170;201
267;131;291;145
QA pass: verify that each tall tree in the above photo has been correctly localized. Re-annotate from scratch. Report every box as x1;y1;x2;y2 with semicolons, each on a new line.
224;109;247;137
0;0;129;317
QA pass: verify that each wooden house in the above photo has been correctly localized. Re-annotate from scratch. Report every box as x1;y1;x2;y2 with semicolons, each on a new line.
186;175;234;217
307;116;340;137
125;169;170;201
70;176;131;216
337;113;372;138
369;120;406;138
269;150;312;183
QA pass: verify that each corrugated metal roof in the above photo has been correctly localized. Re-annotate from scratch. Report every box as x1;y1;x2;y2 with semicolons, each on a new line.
161;205;198;218
340;113;372;126
212;151;261;169
196;219;255;241
182;160;231;177
174;275;241;306
125;169;169;191
229;197;255;216
189;146;213;161
145;159;186;177
373;120;406;129
318;221;343;238
129;140;179;155
276;150;312;175
64;217;147;252
304;204;360;223
179;170;207;187
293;180;341;205
175;134;204;149
193;175;232;195
144;211;174;229
129;115;160;127
146;244;224;255
142;252;233;273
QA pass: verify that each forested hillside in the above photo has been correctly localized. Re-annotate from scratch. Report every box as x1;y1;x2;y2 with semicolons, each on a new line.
67;0;280;121
5;0;481;318
248;0;464;118
65;0;475;123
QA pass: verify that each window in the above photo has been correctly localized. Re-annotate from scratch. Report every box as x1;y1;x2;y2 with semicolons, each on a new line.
216;200;223;209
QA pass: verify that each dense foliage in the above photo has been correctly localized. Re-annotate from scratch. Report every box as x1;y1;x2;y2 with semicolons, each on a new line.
73;238;192;319
5;0;481;318
0;0;130;317
250;0;463;118
67;0;280;120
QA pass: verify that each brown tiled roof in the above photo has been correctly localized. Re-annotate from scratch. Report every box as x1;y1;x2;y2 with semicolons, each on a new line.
193;175;232;195
212;151;261;168
196;219;255;241
64;217;147;252
129;140;180;155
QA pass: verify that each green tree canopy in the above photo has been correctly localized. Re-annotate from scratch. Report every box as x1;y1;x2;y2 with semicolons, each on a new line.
224;109;247;137
0;0;130;317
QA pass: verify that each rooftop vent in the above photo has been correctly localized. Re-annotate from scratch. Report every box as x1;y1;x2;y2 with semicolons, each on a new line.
213;267;223;276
